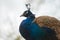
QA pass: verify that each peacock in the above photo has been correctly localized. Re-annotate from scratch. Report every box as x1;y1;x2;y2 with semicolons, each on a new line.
19;9;58;40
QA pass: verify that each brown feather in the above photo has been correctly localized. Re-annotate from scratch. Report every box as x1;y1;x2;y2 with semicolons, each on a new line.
34;16;60;40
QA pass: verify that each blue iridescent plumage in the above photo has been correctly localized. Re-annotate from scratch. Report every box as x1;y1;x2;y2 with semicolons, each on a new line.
19;10;58;40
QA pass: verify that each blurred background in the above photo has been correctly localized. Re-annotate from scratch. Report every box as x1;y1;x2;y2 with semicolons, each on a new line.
0;0;60;40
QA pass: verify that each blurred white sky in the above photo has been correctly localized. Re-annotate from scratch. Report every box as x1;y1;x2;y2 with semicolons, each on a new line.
0;0;60;40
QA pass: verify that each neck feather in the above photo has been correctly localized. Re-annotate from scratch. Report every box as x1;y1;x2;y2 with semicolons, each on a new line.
27;14;35;19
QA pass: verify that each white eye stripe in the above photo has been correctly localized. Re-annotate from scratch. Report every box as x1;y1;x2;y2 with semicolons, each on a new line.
26;11;28;13
24;11;28;15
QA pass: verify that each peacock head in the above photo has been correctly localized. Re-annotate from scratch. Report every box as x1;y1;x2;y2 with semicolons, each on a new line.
20;10;35;18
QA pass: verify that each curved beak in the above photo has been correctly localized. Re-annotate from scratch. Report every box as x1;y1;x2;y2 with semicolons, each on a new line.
20;14;24;17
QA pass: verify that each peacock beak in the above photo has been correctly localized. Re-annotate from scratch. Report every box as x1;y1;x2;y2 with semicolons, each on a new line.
20;14;24;17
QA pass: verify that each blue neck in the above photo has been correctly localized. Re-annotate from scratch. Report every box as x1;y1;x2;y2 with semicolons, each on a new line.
21;15;35;26
27;14;35;20
26;16;35;22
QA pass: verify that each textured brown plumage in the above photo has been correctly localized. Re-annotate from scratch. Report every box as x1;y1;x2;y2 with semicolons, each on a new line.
34;16;60;40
